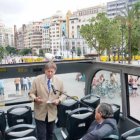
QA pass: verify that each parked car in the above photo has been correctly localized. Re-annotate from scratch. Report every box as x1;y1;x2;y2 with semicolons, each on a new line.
55;55;63;61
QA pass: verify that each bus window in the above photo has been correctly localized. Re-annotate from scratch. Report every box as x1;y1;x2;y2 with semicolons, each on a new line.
57;73;85;99
0;73;86;112
91;70;122;111
128;74;140;121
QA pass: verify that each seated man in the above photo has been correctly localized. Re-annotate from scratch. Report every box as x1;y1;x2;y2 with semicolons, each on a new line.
81;102;118;140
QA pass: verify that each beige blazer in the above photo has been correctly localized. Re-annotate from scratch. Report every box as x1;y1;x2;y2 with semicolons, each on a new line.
29;74;66;122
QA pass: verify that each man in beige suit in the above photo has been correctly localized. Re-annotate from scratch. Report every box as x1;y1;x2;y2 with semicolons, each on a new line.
29;61;66;140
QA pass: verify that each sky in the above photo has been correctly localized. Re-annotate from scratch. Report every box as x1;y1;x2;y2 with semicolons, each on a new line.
0;0;113;28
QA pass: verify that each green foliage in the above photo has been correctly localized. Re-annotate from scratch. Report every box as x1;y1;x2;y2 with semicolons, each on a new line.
19;48;32;55
5;45;17;55
116;1;140;63
131;23;140;55
80;13;122;61
80;23;96;48
80;1;140;63
39;49;44;57
92;13;122;58
77;47;81;56
0;46;6;62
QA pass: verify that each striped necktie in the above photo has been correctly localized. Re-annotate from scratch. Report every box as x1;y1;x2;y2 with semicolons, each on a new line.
47;79;51;93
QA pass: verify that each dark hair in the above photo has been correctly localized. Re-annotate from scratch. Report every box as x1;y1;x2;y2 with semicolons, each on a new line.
97;103;113;119
44;61;57;71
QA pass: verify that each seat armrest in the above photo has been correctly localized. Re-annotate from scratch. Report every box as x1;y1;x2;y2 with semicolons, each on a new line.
103;134;119;140
121;127;140;139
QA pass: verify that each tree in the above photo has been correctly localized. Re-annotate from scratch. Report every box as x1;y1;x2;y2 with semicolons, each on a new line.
39;49;44;57
91;13;122;61
80;23;96;52
0;46;6;63
77;47;81;56
80;13;122;61
19;48;32;56
131;2;140;55
131;23;140;57
117;1;140;63
5;45;17;55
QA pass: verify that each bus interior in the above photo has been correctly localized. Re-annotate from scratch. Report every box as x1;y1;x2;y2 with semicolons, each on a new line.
0;59;140;140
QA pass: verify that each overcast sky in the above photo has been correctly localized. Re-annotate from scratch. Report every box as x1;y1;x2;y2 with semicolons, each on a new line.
0;0;112;28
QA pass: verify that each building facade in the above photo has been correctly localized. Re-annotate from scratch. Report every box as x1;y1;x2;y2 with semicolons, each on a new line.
67;5;106;56
0;21;14;47
107;0;138;19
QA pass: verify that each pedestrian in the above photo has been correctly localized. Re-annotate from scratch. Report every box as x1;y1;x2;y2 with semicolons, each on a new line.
128;75;133;95
132;78;138;97
92;75;98;87
20;78;24;90
110;72;118;86
29;61;66;140
14;78;20;92
76;73;82;81
0;79;4;96
98;74;105;85
27;77;32;90
81;102;118;140
22;77;28;91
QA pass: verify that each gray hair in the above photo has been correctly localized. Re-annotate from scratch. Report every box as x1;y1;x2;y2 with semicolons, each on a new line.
44;61;57;71
97;103;113;119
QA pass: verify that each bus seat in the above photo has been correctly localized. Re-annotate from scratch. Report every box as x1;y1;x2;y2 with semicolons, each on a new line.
64;107;94;140
5;124;36;140
125;135;140;140
121;127;140;140
102;134;119;140
56;98;79;128
80;94;100;109
7;105;32;127
0;110;6;138
111;104;120;124
0;131;3;140
11;136;37;140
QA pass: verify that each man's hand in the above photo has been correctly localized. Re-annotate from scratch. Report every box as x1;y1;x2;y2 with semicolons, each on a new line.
52;99;61;105
34;96;43;104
